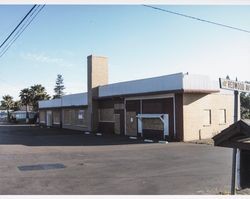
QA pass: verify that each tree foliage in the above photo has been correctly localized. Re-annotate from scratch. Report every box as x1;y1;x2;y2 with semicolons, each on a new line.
226;75;250;119
30;84;50;110
53;74;65;99
19;85;50;111
13;100;21;111
19;88;32;107
1;95;14;120
241;92;250;119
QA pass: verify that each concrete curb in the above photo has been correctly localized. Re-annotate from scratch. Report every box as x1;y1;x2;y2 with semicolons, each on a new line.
158;141;168;144
0;124;36;127
144;139;154;143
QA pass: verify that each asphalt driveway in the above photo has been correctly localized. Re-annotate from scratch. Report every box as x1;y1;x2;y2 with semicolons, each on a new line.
0;125;232;195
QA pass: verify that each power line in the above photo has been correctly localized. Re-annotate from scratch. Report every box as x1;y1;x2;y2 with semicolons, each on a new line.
0;5;45;96
0;5;41;56
0;5;44;57
0;5;45;58
0;5;45;57
143;5;250;34
0;5;37;50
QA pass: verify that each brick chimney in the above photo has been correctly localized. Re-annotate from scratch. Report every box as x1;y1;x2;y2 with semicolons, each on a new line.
87;55;108;132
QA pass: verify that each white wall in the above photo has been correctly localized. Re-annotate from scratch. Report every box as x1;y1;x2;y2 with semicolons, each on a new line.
183;92;234;141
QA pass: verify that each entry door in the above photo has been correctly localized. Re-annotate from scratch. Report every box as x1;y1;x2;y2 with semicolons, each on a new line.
119;110;125;135
46;111;52;127
125;100;140;136
114;110;125;135
126;111;137;136
118;110;125;135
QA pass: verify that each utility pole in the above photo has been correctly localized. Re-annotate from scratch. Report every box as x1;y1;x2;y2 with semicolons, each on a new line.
219;77;250;195
231;90;239;195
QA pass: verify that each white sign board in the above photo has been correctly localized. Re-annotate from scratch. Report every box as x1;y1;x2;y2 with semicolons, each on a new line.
78;110;84;120
219;78;250;93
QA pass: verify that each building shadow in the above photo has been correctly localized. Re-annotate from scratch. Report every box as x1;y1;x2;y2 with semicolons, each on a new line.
0;126;153;147
183;93;209;106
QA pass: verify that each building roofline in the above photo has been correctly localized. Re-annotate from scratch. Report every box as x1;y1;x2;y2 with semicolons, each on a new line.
38;72;222;109
96;89;183;99
183;89;220;94
99;72;184;88
87;54;108;59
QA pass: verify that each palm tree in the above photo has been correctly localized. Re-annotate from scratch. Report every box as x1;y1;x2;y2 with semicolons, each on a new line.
19;88;32;107
30;84;50;111
13;100;21;111
19;88;32;123
1;95;14;121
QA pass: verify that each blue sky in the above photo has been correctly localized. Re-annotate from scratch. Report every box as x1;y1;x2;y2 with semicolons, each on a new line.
0;5;250;100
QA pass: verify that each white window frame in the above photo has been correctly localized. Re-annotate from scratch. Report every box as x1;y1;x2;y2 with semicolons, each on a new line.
203;109;212;127
219;109;226;125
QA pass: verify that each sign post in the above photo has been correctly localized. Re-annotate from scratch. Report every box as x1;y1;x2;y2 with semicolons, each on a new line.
230;90;239;195
219;78;250;195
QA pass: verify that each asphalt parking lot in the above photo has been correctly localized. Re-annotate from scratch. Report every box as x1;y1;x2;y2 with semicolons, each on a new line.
0;125;232;195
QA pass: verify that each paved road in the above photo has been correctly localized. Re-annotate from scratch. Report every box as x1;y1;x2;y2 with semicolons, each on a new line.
0;125;232;195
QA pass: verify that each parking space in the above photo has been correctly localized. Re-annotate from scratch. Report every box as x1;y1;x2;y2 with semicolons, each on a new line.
0;125;232;194
0;125;146;146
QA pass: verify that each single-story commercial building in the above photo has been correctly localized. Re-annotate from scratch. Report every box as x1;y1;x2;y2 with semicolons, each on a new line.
38;55;236;141
39;93;88;131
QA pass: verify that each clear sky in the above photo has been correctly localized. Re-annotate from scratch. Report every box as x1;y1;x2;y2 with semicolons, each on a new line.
0;4;250;100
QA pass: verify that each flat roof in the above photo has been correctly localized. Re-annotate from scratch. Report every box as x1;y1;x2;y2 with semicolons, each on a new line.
98;73;220;98
38;73;226;109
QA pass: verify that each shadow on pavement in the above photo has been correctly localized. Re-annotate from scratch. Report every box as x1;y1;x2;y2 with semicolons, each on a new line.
0;125;147;146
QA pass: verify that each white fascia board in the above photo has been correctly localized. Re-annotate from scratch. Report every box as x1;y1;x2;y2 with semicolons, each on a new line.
38;98;62;109
39;92;88;109
219;88;234;95
61;92;88;107
183;74;220;91
99;73;184;97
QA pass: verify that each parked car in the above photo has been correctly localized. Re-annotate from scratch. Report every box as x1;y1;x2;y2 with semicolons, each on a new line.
10;111;37;124
0;112;7;118
0;110;8;121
